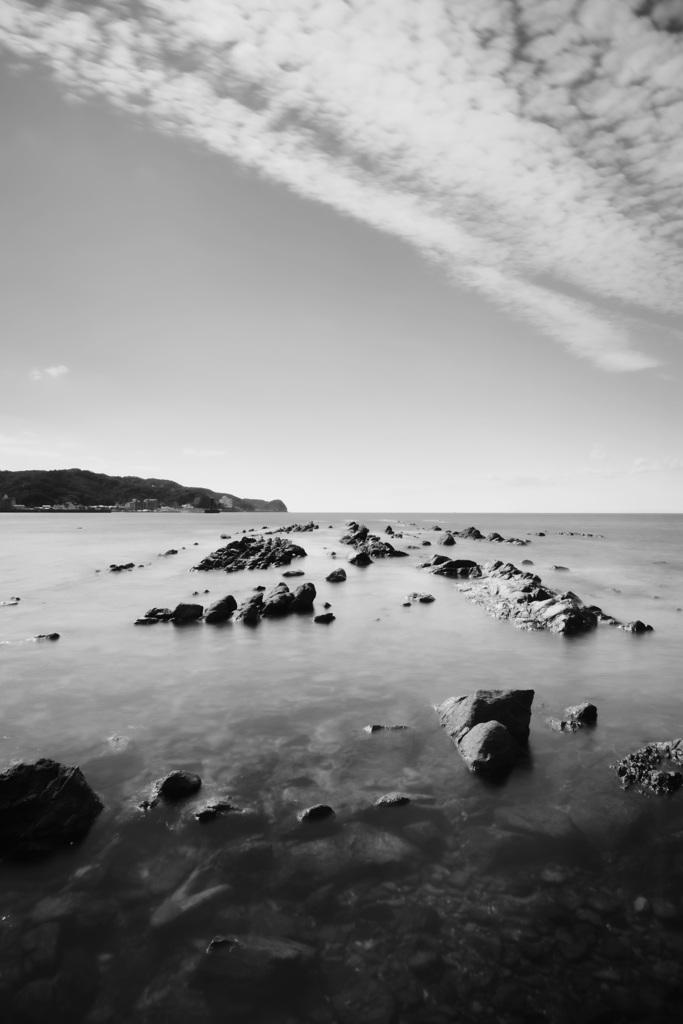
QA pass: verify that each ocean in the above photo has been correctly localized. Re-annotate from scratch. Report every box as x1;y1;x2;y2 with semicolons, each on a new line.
1;512;682;1023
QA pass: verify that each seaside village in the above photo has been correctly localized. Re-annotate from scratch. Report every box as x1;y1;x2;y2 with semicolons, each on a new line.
0;494;235;513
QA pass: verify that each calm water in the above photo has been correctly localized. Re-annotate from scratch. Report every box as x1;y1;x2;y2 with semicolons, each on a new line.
1;512;682;1023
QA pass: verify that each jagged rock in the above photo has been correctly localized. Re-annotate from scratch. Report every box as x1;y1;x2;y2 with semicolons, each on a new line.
297;804;335;822
204;595;237;623
458;526;484;540
440;533;456;546
452;561;601;634
349;550;373;566
192;535;306;572
385;525;394;534
0;759;103;856
564;702;597;724
326;568;347;582
314;612;335;624
171;603;203;623
145;607;174;621
291;582;316;612
487;532;504;542
110;562;135;572
430;558;481;578
612;740;683;794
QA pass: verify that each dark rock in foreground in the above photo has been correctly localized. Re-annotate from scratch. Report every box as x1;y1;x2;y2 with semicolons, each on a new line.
192;535;306;573
0;759;103;856
326;568;347;583
436;689;534;775
314;612;335;624
157;770;202;801
171;602;203;623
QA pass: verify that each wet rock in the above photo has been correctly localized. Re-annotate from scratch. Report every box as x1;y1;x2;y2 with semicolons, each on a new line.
421;540;431;546
193;535;306;573
620;620;654;633
163;549;178;556
326;568;347;583
457;721;525;774
611;740;683;794
291;581;316;612
261;583;295;618
314;613;335;624
348;550;373;566
297;804;335;823
34;632;60;641
144;607;174;622
110;562;135;572
494;804;579;843
156;770;202;801
278;822;420;885
441;534;456;546
282;570;305;577
564;702;598;725
204;595;237;623
364;725;408;733
323;602;332;609
457;526;484;540
196;934;315;988
430;558;481;578
171;603;203;623
375;792;411;807
385;525;394;534
437;689;534;746
550;564;569;571
521;559;534;566
0;759;104;857
405;592;435;603
236;592;263;625
194;801;243;822
432;525;443;531
151;866;230;928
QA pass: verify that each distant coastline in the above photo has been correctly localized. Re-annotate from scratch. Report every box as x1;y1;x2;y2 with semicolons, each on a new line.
0;467;287;514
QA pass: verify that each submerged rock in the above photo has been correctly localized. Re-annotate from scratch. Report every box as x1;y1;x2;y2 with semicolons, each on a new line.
374;792;411;807
0;759;103;856
277;822;420;885
364;725;408;733
612;740;683;794
157;770;202;801
197;934;315;987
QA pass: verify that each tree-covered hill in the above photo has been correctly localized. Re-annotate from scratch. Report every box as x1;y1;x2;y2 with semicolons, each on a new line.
0;468;287;512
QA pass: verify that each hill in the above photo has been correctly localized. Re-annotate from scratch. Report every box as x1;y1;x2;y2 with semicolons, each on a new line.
0;469;287;512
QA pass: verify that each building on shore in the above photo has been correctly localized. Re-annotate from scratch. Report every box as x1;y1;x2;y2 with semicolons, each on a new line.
0;494;15;511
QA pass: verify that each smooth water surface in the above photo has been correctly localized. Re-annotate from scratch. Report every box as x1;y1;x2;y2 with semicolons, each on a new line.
1;512;682;1023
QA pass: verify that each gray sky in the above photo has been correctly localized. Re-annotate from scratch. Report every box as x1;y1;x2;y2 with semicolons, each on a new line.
1;0;682;511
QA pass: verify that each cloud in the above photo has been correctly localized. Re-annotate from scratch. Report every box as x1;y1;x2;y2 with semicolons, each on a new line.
2;1;683;370
30;365;69;380
629;455;683;474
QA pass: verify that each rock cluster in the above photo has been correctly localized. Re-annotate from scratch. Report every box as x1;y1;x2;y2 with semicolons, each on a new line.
270;522;318;534
546;701;598;733
439;560;653;635
418;555;481;578
0;759;103;856
612;741;683;794
192;535;307;573
452;526;528;545
339;521;409;562
436;689;534;775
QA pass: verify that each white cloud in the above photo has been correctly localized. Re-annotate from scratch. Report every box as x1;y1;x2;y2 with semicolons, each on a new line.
629;456;683;474
2;1;683;371
30;365;69;380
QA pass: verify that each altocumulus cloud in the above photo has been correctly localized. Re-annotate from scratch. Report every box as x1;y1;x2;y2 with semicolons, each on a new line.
3;0;683;371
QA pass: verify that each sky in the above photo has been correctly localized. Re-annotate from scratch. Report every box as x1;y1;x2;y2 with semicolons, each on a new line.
1;0;682;512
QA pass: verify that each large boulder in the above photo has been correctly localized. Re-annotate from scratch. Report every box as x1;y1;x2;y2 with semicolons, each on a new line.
261;583;294;618
457;721;524;774
440;534;456;546
171;603;203;623
236;593;264;625
437;689;534;745
0;759;104;856
204;595;237;623
291;582;316;612
431;559;481;578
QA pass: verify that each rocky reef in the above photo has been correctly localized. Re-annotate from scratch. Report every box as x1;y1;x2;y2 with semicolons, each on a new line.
339;521;409;561
192;535;307;573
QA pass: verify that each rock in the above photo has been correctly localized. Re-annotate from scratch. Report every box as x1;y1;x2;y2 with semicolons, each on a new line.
297;804;335;823
405;592;435;603
374;793;411;807
457;721;525;774
164;549;178;555
196;934;315;987
364;725;408;733
494;804;579;843
421;540;432;546
314;613;335;624
430;558;481;578
204;595;237;623
521;559;534;565
278;822;420;885
34;632;60;641
236;592;263;625
192;535;306;573
440;534;456;546
282;569;305;577
0;759;103;856
156;770;202;801
323;602;331;609
621;620;654;633
291;581;316;612
611;741;683;794
326;568;347;582
432;525;443;531
261;583;294;618
550;565;569;571
194;801;243;822
171;603;203;623
564;702;598;725
458;526;484;540
145;607;174;621
150;866;230;928
385;525;394;534
326;965;396;1024
437;689;534;745
348;550;373;566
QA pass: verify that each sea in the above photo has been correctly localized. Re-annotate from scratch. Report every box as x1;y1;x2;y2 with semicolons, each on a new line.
1;511;682;1024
